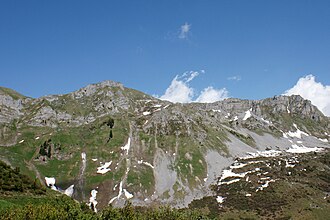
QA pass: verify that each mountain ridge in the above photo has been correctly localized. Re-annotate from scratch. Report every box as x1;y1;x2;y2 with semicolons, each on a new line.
0;80;329;212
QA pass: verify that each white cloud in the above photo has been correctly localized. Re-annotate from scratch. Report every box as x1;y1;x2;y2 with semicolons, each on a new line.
159;74;195;103
284;74;330;116
196;87;229;103
227;75;241;81
179;22;191;39
159;71;229;103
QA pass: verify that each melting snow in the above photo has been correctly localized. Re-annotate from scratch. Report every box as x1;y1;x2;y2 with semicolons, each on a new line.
318;138;328;143
143;111;151;116
64;185;74;197
212;109;221;113
92;158;98;162
138;160;154;169
216;196;224;204
45;177;74;197
285;160;295;168
35;136;40;140
287;106;291;113
233;116;238;121
282;132;288;139
230;162;248;169
243;109;252;121
97;161;112;174
123;189;133;199
89;189;98;212
109;181;123;204
284;124;309;139
287;144;323;153
81;152;86;161
223;179;240;185
45;177;57;190
153;104;162;108
257;179;275;191
221;169;246;180
261;118;271;124
45;177;56;186
246;193;252;197
121;138;131;155
19;140;24;143
243;150;282;159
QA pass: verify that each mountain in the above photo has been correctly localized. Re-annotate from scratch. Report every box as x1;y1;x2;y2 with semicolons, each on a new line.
0;80;329;214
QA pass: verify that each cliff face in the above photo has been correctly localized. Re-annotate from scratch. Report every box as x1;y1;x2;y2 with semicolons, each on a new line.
0;81;329;210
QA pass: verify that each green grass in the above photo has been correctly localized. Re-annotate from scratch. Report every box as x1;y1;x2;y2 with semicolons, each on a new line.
0;87;26;100
127;167;154;195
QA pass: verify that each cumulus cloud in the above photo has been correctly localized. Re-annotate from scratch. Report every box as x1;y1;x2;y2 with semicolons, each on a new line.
159;71;229;103
159;73;196;103
227;75;241;81
179;22;191;39
196;87;229;103
284;74;330;116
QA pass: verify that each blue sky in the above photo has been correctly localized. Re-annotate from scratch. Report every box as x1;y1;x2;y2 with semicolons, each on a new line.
1;0;330;104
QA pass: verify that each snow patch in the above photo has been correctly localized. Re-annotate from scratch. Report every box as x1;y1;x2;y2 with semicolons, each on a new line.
138;159;154;168
212;109;221;113
318;138;328;143
284;124;309;139
143;111;151;116
256;179;275;191
287;106;291;113
223;179;240;185
45;177;56;188
89;189;98;212
64;185;74;197
287;144;323;153
230;162;248;169
123;189;133;199
35;136;40;140
92;158;98;162
216;196;224;204
109;181;123;204
243;150;282;159
121;138;131;155
81;152;86;161
19;140;24;143
220;169;246;180
97;161;112;174
243;109;252;121
261;118;271;124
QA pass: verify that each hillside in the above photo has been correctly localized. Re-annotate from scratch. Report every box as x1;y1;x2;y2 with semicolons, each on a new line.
0;80;329;216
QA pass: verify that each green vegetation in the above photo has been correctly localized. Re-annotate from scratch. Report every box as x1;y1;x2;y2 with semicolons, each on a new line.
127;167;154;195
0;87;26;100
0;161;45;195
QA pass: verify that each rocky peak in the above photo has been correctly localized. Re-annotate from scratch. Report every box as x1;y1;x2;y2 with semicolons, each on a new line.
72;80;124;99
261;95;324;121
